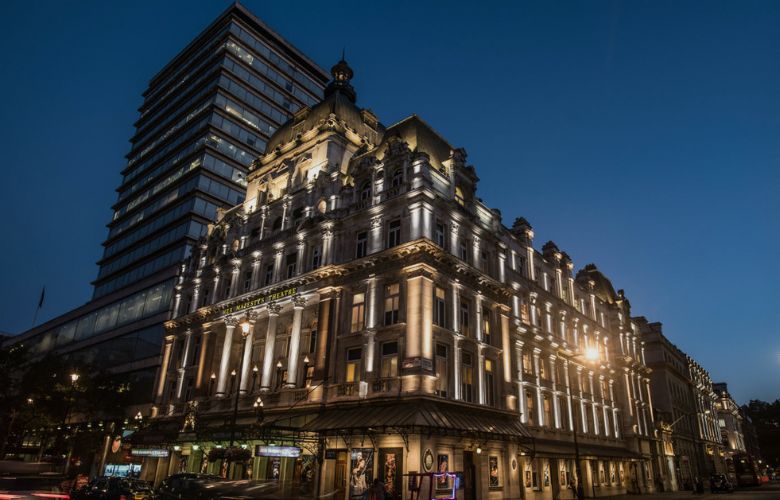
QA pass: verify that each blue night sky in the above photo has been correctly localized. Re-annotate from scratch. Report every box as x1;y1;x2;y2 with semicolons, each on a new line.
0;1;777;403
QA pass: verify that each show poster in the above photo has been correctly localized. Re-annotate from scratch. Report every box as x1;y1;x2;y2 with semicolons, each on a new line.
489;456;500;488
379;448;403;500
350;448;374;498
436;454;452;491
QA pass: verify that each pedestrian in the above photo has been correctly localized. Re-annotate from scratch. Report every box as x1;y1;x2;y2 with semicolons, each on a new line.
369;477;385;500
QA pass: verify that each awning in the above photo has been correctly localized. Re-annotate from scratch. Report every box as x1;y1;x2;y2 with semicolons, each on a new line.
533;439;643;460
301;398;532;443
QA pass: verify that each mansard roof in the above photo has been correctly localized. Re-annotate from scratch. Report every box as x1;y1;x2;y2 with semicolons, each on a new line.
380;114;454;167
576;263;619;305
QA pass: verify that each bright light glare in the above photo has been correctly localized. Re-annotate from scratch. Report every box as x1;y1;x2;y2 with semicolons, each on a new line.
585;347;599;362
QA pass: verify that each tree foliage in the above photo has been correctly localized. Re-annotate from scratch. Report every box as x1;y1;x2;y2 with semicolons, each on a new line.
744;399;780;467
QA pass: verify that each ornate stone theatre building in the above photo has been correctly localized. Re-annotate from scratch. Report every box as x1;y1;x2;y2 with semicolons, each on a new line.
138;59;662;499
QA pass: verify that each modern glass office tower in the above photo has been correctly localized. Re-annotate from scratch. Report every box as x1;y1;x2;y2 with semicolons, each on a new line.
94;3;328;298
4;3;328;408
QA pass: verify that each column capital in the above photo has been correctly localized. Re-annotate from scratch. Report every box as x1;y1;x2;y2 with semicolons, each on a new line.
370;216;383;229
267;302;283;316
293;296;307;309
225;316;240;327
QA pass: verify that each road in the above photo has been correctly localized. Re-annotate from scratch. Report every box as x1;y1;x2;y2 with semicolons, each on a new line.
616;482;780;500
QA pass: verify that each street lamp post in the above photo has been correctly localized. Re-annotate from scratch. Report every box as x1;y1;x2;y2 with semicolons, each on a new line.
227;318;252;478
559;347;599;500
62;373;80;476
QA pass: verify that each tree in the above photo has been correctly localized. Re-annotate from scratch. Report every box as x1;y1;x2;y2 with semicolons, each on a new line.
744;399;780;468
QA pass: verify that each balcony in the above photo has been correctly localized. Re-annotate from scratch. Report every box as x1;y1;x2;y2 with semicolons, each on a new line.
372;377;399;394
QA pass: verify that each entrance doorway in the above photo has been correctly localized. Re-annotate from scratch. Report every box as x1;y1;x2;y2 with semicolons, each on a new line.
463;451;476;500
331;451;347;500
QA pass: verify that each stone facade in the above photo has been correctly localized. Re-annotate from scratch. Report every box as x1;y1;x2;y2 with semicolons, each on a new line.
140;59;663;499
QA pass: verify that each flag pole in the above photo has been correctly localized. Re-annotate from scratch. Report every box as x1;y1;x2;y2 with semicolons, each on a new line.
31;286;45;328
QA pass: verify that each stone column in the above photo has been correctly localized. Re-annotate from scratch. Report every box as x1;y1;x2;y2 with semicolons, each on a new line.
322;226;334;265
216;317;238;397
250;253;262;290
260;303;282;391
550;355;561;428
296;240;306;275
176;329;194;400
449;222;459;256
173;290;182;318
403;267;434;391
229;262;241;298
451;281;461;334
272;247;284;283
239;314;257;394
529;292;538;327
286;296;306;387
195;329;211;390
453;335;462;401
190;284;201;313
368;216;383;254
474;293;483;342
564;360;574;431
156;336;174;401
516;341;526;422
477;345;486;405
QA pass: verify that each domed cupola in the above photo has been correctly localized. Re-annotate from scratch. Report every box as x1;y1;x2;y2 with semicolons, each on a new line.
324;53;357;103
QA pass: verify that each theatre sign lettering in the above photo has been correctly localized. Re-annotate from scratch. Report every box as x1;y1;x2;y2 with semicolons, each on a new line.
221;287;298;316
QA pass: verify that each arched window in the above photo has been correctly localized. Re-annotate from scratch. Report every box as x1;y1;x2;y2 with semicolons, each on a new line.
317;198;327;214
391;168;403;187
454;186;465;206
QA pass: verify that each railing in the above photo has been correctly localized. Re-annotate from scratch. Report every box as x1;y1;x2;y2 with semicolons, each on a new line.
372;378;398;394
336;382;357;397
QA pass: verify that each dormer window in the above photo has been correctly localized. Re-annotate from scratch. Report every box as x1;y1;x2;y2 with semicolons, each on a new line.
454;186;465;207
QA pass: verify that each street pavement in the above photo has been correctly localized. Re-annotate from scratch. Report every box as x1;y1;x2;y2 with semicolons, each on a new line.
614;482;780;500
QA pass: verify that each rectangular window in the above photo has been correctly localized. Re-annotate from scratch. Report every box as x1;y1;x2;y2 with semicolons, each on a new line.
242;271;252;293
434;222;446;247
381;342;398;378
485;359;495;407
222;280;231;300
435;343;448;397
387;219;401;248
345;347;362;383
384;283;400;325
264;264;274;286
434;287;446;327
308;328;317;353
460;301;470;337
539;358;548;380
601;379;609;400
461;352;474;403
480;250;489;272
482;306;491;345
311;245;321;269
526;389;536;426
356;231;368;258
350;293;365;333
522;352;533;375
459;239;469;262
285;253;297;279
543;393;553;427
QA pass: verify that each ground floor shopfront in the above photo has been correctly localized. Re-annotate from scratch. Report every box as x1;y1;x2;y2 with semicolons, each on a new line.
133;398;658;499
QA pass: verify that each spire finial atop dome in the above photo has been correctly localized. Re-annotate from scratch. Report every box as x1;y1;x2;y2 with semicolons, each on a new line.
325;53;356;102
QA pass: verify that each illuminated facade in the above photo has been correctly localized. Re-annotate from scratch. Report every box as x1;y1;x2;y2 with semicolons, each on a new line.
713;383;746;482
640;319;727;489
139;59;665;499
